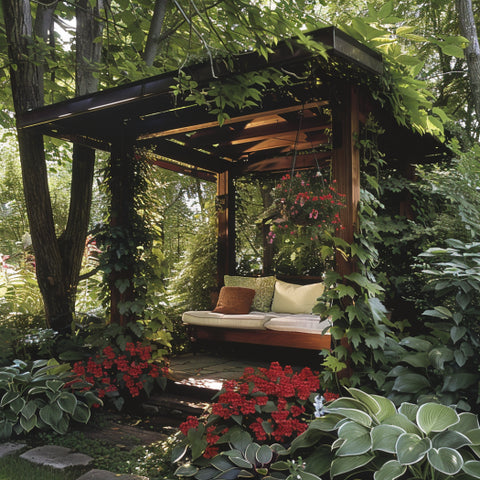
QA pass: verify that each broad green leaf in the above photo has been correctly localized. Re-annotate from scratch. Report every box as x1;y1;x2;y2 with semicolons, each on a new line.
463;460;480;478
336;433;372;457
229;456;253;469
330;454;373;477
398;337;432;351
21;400;38;420
211;455;234;470
39;403;62;428
9;397;25;415
439;43;465;58
398;403;418;422
347;388;380;416
371;395;397;422
175;464;199;477
373;460;406;480
427;447;463;475
400;353;429;368
58;392;77;415
383;414;421;435
371;425;405;453
417;403;459;434
452;412;480;433
0;391;20;408
46;380;64;392
392;373;430;394
442;373;477;392
19;414;37;433
171;443;188;464
307;414;343;432
338;421;370;439
256;445;273;465
328;397;367;410
396;433;431;465
304;446;333;476
432;430;471;449
327;407;372;427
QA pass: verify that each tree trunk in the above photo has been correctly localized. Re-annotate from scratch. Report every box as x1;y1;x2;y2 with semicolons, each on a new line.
143;0;168;66
57;0;104;315
2;0;71;331
456;0;480;123
2;0;104;332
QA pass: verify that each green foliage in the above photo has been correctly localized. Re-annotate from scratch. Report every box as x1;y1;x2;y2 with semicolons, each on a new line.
174;430;312;480
96;153;171;348
0;359;100;440
294;388;480;479
167;199;217;312
382;239;480;409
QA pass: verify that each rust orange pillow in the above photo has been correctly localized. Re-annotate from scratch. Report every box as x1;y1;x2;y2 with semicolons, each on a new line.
213;286;256;314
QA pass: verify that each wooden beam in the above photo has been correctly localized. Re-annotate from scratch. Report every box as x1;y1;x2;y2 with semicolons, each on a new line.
216;171;236;283
148;157;216;182
139;138;233;173
138;101;325;140
332;85;360;277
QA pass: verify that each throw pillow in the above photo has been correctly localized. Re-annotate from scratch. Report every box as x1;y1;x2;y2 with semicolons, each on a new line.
271;280;325;314
213;286;256;314
224;275;276;312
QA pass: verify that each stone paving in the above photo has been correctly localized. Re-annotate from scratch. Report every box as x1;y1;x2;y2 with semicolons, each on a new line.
169;352;270;390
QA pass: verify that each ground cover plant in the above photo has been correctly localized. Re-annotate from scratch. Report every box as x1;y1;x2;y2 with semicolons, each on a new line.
173;362;338;479
71;340;168;411
0;358;100;440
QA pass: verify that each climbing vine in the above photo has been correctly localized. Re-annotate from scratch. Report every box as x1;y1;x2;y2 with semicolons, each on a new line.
95;151;171;355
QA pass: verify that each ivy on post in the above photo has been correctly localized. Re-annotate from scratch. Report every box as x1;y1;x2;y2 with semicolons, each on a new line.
108;135;137;325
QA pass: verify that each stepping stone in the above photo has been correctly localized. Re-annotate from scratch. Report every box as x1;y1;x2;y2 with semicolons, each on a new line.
76;469;148;480
20;445;93;469
0;442;26;458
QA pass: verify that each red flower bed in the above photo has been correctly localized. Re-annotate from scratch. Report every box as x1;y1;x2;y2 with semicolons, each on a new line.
72;341;167;410
179;362;338;459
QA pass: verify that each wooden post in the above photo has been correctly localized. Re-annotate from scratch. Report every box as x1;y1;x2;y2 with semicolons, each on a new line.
109;134;136;325
216;171;236;284
332;85;361;277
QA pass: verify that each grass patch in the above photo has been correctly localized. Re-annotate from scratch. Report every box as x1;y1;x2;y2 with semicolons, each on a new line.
31;429;179;479
0;454;84;480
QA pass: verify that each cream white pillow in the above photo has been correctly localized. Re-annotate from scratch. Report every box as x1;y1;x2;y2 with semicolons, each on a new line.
271;280;325;314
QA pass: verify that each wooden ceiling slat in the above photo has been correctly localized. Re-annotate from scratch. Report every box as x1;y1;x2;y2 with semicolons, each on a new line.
137;101;325;140
139;138;232;173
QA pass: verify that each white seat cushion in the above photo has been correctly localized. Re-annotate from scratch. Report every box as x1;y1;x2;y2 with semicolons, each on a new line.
264;314;331;335
182;311;271;330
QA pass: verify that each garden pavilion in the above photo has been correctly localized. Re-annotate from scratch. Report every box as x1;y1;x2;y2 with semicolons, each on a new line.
17;26;446;328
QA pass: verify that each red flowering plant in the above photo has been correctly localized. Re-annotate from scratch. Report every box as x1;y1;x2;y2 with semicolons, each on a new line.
267;171;346;244
172;362;339;474
71;341;168;411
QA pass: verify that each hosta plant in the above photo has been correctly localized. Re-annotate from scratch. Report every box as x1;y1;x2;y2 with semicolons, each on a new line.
0;358;101;440
291;387;480;479
173;428;321;480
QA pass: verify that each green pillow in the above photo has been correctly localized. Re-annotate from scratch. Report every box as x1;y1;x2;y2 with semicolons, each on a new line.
224;275;276;312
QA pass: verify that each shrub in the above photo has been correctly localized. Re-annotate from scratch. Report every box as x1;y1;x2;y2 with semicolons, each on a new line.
72;341;168;411
0;359;100;440
291;387;480;479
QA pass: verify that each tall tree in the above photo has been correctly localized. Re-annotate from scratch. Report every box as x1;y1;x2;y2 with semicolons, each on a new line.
1;0;104;332
456;0;480;123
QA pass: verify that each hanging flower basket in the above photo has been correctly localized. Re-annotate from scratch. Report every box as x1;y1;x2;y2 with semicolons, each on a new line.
267;171;346;243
